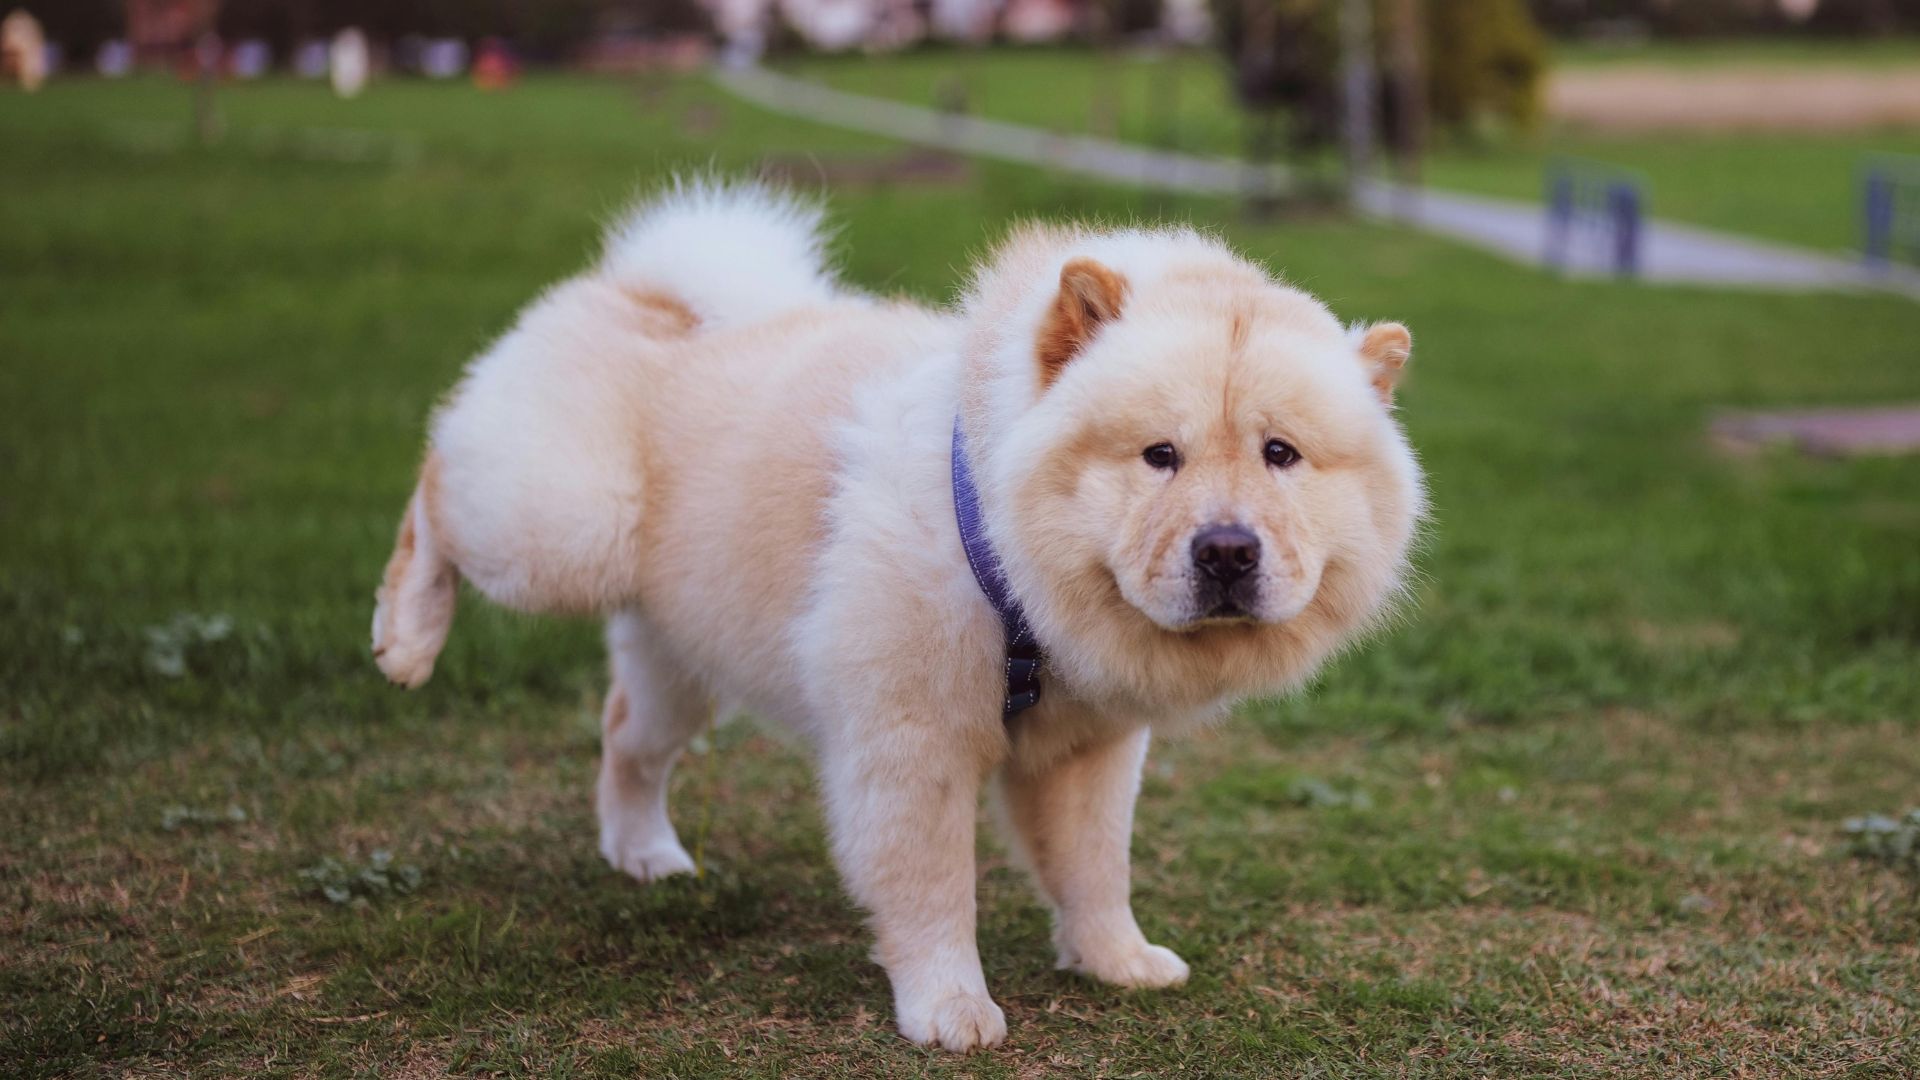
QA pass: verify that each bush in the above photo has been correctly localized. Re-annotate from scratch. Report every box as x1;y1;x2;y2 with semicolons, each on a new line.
1426;0;1546;132
1213;0;1547;147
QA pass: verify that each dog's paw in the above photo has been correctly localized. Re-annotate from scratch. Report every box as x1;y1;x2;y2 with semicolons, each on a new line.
370;631;438;689
896;990;1007;1053
1062;941;1190;990
370;476;456;690
600;834;696;884
370;586;446;689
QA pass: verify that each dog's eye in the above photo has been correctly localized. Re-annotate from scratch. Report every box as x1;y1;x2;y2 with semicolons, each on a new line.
1264;438;1302;469
1142;443;1179;470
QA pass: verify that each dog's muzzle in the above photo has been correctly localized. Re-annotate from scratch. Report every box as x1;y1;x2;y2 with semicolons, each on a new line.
1191;524;1261;619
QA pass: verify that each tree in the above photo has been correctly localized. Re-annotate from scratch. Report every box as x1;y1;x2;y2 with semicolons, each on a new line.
1423;0;1543;134
1212;0;1545;170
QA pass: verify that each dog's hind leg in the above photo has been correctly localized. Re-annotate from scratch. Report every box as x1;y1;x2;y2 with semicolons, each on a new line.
369;180;843;690
597;612;707;884
371;454;459;690
369;278;676;688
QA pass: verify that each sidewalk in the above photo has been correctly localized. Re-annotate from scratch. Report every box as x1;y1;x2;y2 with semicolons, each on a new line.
716;65;1920;301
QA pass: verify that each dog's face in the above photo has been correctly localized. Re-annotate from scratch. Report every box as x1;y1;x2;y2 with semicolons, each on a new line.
977;238;1423;707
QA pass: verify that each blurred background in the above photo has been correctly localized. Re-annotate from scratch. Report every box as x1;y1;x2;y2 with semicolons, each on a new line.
4;2;1918;1076
10;2;1920;277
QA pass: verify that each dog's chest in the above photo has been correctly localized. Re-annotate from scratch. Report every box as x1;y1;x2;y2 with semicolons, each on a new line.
1008;689;1207;771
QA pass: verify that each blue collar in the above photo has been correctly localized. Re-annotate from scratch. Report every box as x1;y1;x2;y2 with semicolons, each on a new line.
951;418;1043;717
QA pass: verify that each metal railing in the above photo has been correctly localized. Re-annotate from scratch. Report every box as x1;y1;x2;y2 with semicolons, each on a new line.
1544;158;1647;278
1862;154;1920;273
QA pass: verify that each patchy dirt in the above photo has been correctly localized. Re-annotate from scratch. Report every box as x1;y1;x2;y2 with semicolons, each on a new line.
1712;404;1920;456
757;149;973;190
1550;68;1920;132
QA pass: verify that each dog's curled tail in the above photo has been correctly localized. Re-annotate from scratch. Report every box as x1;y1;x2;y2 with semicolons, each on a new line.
598;177;843;330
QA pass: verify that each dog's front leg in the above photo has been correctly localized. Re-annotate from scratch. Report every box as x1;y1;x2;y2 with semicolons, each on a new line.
997;726;1189;989
820;727;1006;1052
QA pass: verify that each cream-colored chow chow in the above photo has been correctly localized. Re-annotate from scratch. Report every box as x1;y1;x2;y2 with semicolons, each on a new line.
372;180;1424;1051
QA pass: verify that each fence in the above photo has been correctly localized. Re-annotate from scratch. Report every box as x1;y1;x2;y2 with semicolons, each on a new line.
1544;159;1646;278
1862;155;1920;272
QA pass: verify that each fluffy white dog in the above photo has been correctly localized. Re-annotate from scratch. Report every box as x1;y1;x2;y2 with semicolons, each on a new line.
372;180;1424;1051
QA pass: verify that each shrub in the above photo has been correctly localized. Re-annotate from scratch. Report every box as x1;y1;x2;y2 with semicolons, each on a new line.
1212;0;1547;146
1425;0;1547;132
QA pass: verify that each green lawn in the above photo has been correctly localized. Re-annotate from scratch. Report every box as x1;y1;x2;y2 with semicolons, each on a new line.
4;74;1920;1078
794;47;1244;158
791;48;1920;253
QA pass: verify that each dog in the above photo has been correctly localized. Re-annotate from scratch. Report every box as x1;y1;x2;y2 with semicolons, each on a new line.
372;179;1424;1051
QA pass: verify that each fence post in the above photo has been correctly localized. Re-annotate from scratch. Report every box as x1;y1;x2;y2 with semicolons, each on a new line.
1862;167;1893;271
1545;165;1572;272
1609;181;1642;278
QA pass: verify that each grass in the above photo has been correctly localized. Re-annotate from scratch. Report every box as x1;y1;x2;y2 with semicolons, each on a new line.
793;47;1244;159
790;47;1920;253
4;72;1920;1077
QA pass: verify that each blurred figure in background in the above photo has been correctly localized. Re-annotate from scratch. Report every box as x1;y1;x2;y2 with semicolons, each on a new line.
293;38;329;79
781;0;882;49
330;27;368;99
95;38;134;78
473;37;520;91
2;8;46;92
710;0;770;66
229;38;270;80
929;0;998;42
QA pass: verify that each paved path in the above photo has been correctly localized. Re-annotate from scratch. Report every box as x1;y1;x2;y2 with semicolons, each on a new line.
716;65;1920;301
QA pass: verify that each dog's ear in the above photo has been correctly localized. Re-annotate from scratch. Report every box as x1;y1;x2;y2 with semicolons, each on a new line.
1353;322;1412;404
1037;257;1128;388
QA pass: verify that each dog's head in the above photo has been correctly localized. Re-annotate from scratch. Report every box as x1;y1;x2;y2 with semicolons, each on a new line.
962;225;1425;713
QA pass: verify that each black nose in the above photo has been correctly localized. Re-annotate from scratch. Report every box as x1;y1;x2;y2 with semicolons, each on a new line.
1191;524;1260;584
